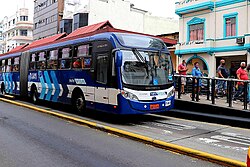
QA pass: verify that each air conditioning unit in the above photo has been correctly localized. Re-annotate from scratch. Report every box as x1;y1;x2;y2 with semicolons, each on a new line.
236;37;245;45
195;40;204;44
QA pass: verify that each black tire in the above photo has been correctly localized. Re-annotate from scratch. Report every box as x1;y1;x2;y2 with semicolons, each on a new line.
72;92;86;114
31;88;39;104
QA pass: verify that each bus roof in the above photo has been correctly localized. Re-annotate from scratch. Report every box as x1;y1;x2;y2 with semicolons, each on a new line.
0;21;176;58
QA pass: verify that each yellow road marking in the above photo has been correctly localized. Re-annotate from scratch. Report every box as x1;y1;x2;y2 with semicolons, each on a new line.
1;94;15;99
0;97;247;167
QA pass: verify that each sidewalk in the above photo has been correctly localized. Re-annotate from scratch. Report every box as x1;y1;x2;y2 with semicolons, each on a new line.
173;92;250;128
178;92;248;109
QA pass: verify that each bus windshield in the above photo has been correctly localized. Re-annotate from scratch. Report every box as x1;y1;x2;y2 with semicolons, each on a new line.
121;50;173;87
116;33;165;50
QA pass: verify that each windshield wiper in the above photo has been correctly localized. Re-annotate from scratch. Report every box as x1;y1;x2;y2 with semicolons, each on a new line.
132;48;145;63
132;48;151;78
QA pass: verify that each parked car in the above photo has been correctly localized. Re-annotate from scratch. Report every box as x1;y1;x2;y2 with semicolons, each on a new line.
247;146;250;167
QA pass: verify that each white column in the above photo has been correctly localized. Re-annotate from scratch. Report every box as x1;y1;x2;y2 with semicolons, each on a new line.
209;53;217;77
247;52;250;66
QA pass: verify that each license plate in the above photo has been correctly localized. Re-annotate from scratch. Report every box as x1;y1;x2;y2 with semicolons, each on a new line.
150;104;159;110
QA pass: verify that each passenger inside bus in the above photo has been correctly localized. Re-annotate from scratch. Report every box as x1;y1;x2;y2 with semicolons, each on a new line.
73;59;82;68
13;65;19;71
39;61;46;69
48;60;57;69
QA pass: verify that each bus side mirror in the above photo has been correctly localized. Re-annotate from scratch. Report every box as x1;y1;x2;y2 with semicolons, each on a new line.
115;51;122;67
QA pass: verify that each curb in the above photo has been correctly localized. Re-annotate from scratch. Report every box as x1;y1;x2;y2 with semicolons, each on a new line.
0;97;247;167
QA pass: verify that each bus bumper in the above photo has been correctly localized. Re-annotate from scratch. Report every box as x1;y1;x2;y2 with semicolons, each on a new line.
118;95;175;114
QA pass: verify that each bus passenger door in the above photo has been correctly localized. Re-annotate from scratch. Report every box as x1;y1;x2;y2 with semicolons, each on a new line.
94;53;109;105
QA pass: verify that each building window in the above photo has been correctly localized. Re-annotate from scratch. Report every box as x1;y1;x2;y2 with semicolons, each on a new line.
187;17;205;42
20;30;28;36
223;13;238;38
225;18;236;37
189;24;204;41
20;16;28;21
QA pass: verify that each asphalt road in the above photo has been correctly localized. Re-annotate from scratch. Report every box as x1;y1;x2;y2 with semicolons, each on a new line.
0;101;220;167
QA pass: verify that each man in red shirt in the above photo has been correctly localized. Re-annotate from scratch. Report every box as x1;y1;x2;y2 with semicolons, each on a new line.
233;62;248;102
178;60;188;94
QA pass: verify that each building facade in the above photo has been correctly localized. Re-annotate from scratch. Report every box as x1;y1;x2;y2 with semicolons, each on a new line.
33;0;64;40
34;0;178;39
2;8;33;53
0;21;3;54
175;0;250;77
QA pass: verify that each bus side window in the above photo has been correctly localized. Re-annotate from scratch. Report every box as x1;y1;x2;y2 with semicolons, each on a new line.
13;57;20;72
29;53;37;71
37;52;46;70
59;47;72;69
47;49;58;70
73;44;92;69
6;59;12;72
1;60;6;72
0;60;2;72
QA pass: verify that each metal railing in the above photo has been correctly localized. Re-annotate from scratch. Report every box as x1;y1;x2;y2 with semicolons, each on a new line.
174;75;250;110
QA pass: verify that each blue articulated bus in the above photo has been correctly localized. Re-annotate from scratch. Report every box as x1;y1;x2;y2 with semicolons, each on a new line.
0;32;175;114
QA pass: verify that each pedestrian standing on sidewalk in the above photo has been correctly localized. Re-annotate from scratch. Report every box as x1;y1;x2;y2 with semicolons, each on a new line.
216;59;229;97
191;62;202;99
233;62;248;103
178;60;188;94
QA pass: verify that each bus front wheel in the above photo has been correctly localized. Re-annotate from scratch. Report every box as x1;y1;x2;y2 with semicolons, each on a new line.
72;92;86;114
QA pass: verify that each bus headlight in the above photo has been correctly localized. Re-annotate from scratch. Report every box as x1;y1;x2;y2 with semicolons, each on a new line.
167;88;175;98
121;90;139;101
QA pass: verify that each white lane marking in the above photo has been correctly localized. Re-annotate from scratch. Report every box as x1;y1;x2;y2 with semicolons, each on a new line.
221;132;250;141
198;138;249;152
199;138;220;144
163;130;173;135
150;122;196;131
211;135;250;146
199;132;250;152
131;124;173;135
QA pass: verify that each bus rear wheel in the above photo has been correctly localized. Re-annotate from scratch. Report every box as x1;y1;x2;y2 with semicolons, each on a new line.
72;92;86;114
